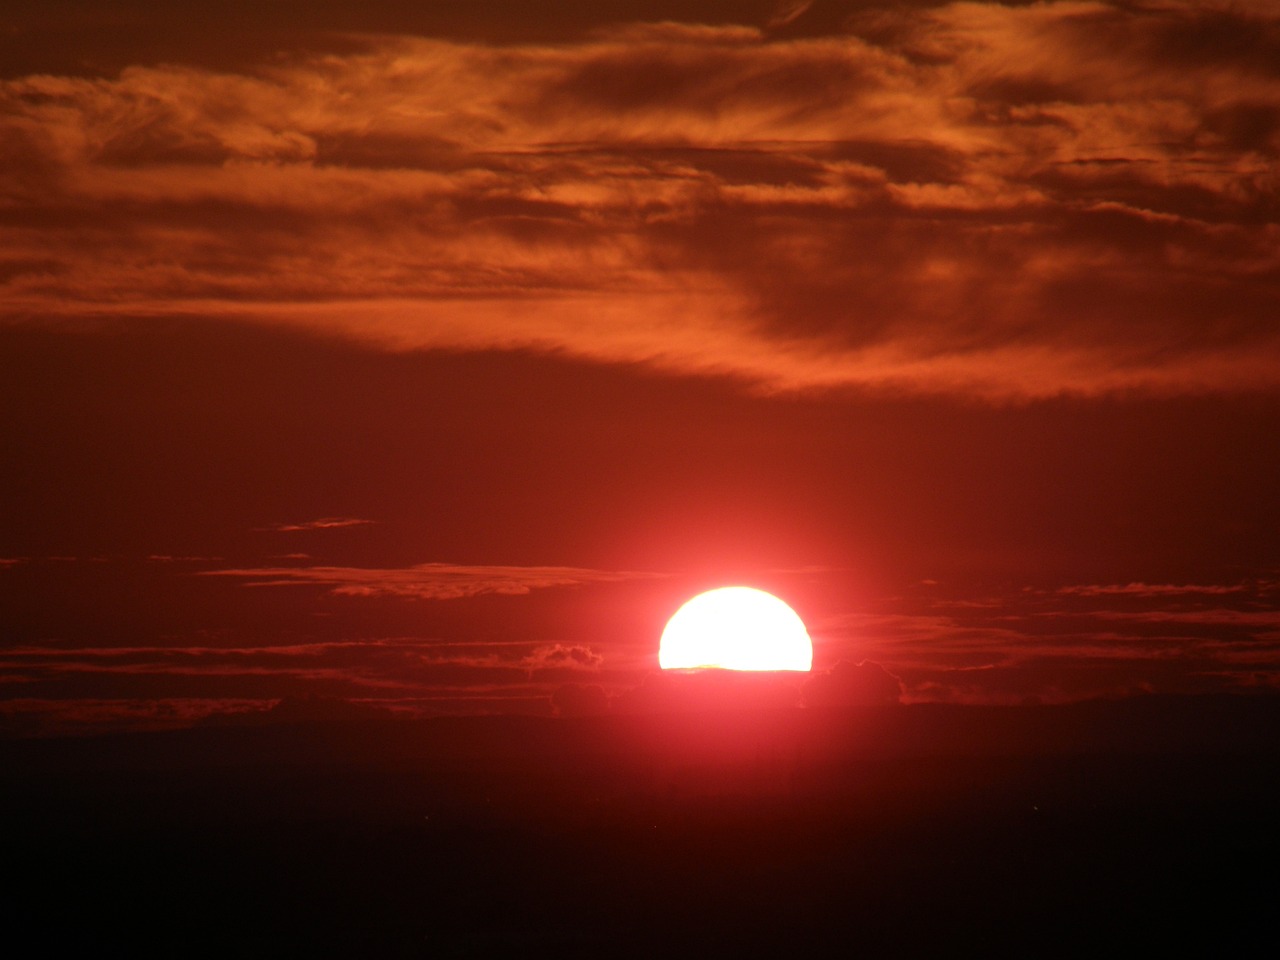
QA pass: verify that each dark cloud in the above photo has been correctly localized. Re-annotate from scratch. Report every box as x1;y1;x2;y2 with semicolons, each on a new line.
525;645;605;670
614;669;805;713
202;562;665;599
0;636;629;732
1057;582;1249;597
209;694;394;725
814;576;1280;703
0;696;269;737
802;659;903;707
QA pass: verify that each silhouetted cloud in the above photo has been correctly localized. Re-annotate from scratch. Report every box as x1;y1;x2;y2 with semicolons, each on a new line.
814;577;1280;703
1057;582;1248;597
0;636;635;732
614;669;805;713
209;694;394;725
525;645;604;670
202;562;665;599
0;696;271;738
802;659;903;707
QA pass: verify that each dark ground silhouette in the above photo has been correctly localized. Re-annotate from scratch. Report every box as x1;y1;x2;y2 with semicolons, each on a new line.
5;696;1278;957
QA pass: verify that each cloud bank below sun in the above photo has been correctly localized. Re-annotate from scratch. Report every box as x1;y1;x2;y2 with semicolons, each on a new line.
3;1;1279;397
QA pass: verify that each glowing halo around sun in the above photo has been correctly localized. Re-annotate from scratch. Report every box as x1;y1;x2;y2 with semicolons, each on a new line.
659;586;813;672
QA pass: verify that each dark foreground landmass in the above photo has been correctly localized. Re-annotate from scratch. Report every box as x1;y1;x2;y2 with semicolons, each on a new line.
4;696;1279;957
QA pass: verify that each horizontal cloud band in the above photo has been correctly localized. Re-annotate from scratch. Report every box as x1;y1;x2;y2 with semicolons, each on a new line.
201;562;666;599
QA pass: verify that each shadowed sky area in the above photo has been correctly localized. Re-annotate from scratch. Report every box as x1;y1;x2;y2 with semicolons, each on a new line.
2;1;1279;734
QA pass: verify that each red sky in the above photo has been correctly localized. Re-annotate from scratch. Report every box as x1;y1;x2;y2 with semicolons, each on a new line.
3;0;1279;734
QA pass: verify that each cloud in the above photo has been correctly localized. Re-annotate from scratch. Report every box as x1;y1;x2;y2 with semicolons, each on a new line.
201;561;665;599
0;697;272;738
207;694;394;726
2;2;1278;397
767;1;814;30
0;637;636;734
259;518;375;532
814;577;1280;703
614;668;805;713
802;659;903;707
1086;609;1280;628
524;645;604;670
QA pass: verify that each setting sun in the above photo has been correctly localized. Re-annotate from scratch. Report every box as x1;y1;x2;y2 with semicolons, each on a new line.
659;587;813;671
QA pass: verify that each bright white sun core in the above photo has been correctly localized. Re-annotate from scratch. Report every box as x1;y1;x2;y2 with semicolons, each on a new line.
659;586;813;672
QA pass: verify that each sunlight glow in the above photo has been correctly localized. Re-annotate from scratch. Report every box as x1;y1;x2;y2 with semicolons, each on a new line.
659;587;813;671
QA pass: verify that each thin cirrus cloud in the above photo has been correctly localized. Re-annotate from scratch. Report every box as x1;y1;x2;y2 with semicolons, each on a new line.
259;518;376;532
1;2;1277;398
1055;582;1250;597
815;576;1280;702
0;637;612;734
201;561;667;599
0;638;606;682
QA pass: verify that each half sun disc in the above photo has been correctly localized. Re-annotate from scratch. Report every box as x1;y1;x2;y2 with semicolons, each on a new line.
659;586;813;671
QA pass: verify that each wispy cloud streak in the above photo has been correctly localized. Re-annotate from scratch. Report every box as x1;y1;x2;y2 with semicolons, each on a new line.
0;636;614;735
201;562;666;599
259;518;376;532
816;577;1280;703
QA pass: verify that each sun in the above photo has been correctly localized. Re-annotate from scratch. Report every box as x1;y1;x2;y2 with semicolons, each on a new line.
659;586;813;671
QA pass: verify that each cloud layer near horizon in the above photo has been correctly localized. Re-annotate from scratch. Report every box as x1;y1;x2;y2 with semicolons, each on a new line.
4;561;1277;735
816;577;1280;703
202;561;666;599
3;1;1278;397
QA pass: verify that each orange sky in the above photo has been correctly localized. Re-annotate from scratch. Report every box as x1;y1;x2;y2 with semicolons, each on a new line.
2;1;1279;734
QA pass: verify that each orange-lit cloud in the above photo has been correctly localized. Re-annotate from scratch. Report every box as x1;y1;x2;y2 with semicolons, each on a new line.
3;2;1278;397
